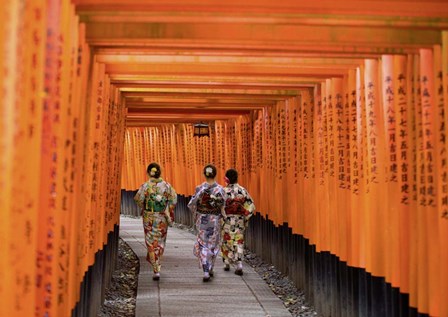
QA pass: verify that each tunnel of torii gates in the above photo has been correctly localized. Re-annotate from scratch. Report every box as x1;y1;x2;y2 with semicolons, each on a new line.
2;0;448;316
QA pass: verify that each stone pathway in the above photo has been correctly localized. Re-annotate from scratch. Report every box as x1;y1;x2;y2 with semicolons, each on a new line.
120;216;292;317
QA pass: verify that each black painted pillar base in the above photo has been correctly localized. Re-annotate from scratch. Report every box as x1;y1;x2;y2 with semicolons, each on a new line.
173;195;194;226
71;224;119;317
121;189;139;216
245;213;429;317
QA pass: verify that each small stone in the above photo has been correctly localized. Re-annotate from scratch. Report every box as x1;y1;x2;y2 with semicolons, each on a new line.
243;249;320;317
97;238;139;317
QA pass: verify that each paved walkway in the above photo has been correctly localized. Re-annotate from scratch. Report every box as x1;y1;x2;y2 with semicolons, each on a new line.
120;216;292;317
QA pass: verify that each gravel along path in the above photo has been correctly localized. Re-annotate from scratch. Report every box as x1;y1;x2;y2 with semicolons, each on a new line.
97;239;139;317
244;250;320;317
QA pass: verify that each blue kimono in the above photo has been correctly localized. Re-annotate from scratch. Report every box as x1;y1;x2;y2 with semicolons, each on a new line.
188;182;225;272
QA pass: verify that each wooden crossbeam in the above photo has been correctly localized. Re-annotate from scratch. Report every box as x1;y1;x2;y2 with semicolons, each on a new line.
96;55;363;66
119;87;302;95
106;63;349;77
74;0;448;18
127;108;252;115
90;40;423;55
95;45;415;57
121;91;293;98
126;112;250;124
127;103;268;110
84;22;443;48
125;97;275;103
74;0;448;128
110;77;321;88
80;11;448;29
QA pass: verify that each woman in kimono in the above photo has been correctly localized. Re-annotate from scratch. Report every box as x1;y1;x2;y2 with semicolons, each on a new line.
188;164;225;282
134;162;177;280
221;168;255;275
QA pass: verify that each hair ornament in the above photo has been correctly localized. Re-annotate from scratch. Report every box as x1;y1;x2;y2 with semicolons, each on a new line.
205;167;213;176
150;167;157;176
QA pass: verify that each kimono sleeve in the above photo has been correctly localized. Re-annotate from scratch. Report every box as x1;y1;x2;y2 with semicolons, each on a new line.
168;183;177;206
163;183;177;225
243;188;256;221
187;185;201;214
134;184;146;209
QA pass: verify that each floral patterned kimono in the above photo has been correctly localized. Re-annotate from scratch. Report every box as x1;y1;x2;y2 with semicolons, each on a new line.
188;182;225;272
134;178;177;273
221;183;255;264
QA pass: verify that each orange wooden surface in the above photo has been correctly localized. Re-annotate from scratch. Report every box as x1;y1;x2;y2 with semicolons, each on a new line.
440;31;448;317
121;49;448;316
1;1;20;316
2;0;448;316
1;1;126;316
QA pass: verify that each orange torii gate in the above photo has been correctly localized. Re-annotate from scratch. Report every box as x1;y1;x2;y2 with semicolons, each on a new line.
1;0;448;316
